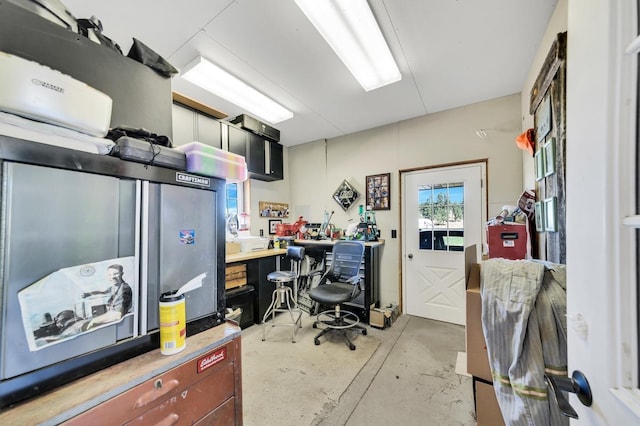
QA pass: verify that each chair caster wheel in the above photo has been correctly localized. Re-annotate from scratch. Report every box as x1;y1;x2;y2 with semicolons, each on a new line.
362;329;367;336
261;338;265;341
349;343;356;350
312;323;317;329
314;338;320;345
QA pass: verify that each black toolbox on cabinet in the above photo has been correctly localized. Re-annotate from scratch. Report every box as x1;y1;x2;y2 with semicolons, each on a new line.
110;137;186;170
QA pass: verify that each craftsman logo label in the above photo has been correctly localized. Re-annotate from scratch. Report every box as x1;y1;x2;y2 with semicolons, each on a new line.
31;78;64;94
176;172;210;187
197;347;227;374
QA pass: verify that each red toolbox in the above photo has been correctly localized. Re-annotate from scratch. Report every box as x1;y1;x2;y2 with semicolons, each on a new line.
487;224;528;260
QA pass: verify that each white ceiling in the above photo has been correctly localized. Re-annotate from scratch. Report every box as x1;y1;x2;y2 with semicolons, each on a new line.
62;0;558;147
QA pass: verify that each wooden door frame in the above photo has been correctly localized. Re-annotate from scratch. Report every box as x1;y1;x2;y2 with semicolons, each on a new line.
398;159;489;314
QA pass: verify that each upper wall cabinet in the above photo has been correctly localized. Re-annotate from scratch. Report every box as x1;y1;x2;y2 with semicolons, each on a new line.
227;125;283;182
246;133;283;181
227;123;247;158
170;92;283;182
171;103;222;149
266;139;283;180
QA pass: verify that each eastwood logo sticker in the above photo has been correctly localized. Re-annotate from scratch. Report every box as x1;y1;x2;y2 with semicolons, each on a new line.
197;347;226;374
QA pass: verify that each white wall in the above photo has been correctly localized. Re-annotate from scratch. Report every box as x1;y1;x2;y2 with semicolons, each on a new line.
247;1;569;309
287;94;523;306
247;149;291;237
520;0;568;189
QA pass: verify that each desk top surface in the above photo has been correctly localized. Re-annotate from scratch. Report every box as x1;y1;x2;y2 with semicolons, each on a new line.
226;248;286;263
292;239;385;247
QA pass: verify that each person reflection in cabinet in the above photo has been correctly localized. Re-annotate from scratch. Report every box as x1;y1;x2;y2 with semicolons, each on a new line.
82;264;132;329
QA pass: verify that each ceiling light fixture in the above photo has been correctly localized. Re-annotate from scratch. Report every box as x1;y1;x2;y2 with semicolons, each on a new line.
181;56;293;124
295;0;401;92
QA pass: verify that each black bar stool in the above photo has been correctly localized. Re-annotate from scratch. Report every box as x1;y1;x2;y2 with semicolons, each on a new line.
262;246;305;342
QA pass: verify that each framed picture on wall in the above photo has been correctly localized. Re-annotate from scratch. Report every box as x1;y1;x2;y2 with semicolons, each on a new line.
535;201;545;232
543;137;556;177
544;197;557;232
535;94;552;142
365;173;391;210
534;149;545;181
259;201;289;218
268;219;282;235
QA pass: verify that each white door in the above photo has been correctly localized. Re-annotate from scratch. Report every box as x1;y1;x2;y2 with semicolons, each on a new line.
402;163;484;325
565;1;640;423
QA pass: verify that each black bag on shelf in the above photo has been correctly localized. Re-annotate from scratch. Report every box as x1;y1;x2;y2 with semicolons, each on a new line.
107;126;173;148
127;38;178;78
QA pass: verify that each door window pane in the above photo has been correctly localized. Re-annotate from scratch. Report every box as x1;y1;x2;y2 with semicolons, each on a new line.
418;182;464;251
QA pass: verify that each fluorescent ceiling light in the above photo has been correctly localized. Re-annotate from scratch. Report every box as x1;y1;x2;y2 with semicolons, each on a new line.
295;0;401;91
181;56;293;124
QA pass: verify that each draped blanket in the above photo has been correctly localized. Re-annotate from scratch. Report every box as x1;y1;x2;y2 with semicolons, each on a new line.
481;259;568;426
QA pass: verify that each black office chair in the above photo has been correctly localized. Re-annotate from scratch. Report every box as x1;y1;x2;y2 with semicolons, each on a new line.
308;241;367;350
262;245;305;342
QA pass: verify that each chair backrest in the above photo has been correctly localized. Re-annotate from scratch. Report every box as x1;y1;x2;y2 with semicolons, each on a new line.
286;246;305;279
286;245;305;262
327;241;365;282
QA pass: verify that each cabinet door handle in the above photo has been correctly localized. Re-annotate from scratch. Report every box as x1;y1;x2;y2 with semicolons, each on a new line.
134;379;180;408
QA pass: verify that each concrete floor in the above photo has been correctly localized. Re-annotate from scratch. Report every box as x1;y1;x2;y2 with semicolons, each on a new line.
242;313;476;425
313;314;476;425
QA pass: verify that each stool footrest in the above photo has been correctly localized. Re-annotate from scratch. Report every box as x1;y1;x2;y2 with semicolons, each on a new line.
316;310;360;329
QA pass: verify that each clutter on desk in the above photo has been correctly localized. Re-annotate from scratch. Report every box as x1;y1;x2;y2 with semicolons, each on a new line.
485;191;535;260
350;205;379;242
274;216;308;239
226;214;269;253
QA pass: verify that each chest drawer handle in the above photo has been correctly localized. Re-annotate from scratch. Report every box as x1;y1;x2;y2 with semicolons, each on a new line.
156;413;179;426
134;379;179;408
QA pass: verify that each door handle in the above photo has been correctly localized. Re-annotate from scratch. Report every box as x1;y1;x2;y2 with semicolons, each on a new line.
408;253;413;259
545;370;593;419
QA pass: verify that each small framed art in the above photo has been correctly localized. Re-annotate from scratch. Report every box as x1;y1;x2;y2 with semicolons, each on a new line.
365;173;390;210
535;201;545;232
534;149;544;181
535;95;552;142
259;201;289;218
269;219;282;235
544;197;557;232
543;137;556;177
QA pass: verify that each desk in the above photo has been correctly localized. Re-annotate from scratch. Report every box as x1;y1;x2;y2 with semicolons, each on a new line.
226;249;287;325
292;239;384;323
